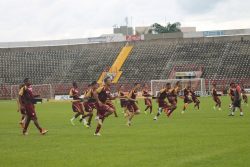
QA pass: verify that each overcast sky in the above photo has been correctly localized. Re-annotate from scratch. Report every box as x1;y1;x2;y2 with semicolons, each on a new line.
0;0;249;42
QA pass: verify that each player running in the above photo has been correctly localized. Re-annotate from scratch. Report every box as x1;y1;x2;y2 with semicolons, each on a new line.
153;83;172;120
211;83;222;111
80;81;99;127
241;85;248;106
17;84;27;129
19;78;48;135
69;82;91;127
191;87;200;110
181;86;193;114
167;81;180;117
142;84;153;114
93;77;117;136
126;83;141;126
117;85;128;115
229;83;244;116
228;83;235;110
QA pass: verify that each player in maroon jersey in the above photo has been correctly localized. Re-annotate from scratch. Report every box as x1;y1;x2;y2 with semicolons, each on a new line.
142;84;153;114
118;85;128;115
211;83;221;111
17;84;27;128
80;82;98;127
241;85;248;105
93;77;117;136
18;78;48;135
69;82;86;126
181;86;193;114
191;87;200;110
166;81;180;117
126;83;141;126
228;83;235;110
153;83;172;120
229;83;243;116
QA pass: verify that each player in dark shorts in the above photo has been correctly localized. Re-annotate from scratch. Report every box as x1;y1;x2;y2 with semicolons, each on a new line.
17;84;27;128
153;83;171;120
118;85;128;115
18;78;48;135
80;81;99;127
191;87;200;110
126;83;141;126
229;83;243;116
228;83;235;109
166;81;180;117
181;86;193;114
93;77;117;136
142;84;152;114
211;83;222;111
241;85;248;105
69;82;86;126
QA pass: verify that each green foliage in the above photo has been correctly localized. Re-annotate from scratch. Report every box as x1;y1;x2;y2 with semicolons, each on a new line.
150;22;181;34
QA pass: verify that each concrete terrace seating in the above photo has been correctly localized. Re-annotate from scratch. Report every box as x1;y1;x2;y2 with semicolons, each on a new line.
119;38;250;83
0;43;124;85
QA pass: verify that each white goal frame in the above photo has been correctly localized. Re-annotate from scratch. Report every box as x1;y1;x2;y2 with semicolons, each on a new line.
151;78;207;97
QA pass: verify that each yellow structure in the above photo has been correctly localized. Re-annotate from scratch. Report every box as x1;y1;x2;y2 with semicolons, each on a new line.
98;45;133;83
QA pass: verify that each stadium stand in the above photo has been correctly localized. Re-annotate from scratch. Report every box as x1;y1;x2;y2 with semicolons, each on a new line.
0;35;250;99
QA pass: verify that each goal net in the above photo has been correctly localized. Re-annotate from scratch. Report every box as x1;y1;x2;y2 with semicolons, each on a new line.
11;84;53;100
151;78;207;97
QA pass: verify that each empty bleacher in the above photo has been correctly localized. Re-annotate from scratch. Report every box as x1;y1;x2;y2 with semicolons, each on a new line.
0;43;124;85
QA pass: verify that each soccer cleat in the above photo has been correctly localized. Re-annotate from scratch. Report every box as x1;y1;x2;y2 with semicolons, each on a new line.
218;108;222;111
94;133;101;136
40;129;48;135
153;116;158;120
70;118;75;126
240;112;244;116
23;131;28;135
127;121;131;127
181;110;185;114
228;113;235;116
95;116;99;120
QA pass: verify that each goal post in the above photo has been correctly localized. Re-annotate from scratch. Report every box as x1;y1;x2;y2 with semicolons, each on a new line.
150;78;207;97
11;84;53;100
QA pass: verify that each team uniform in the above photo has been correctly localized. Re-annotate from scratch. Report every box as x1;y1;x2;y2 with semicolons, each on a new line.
212;88;221;110
167;87;179;116
242;88;248;105
154;88;171;120
142;89;152;114
183;88;192;104
229;85;243;116
69;87;84;113
95;86;116;119
181;88;192;114
127;90;139;113
118;91;128;108
17;84;27;128
84;89;96;113
19;85;47;135
126;88;140;126
94;85;116;135
191;90;200;109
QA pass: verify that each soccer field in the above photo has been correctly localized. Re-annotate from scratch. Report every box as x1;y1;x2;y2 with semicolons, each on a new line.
0;97;249;167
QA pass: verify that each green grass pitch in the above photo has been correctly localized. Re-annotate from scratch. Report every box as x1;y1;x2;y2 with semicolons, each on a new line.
0;96;249;167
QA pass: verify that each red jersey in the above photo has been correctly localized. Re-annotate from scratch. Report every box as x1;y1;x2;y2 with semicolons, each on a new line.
18;85;34;105
69;87;80;100
96;86;111;103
